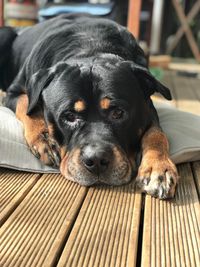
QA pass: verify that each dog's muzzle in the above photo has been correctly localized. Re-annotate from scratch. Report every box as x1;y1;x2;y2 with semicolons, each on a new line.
60;141;133;186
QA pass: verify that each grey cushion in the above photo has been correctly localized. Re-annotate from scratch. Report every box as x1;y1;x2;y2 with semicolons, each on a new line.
155;103;200;163
0;107;58;173
0;104;200;173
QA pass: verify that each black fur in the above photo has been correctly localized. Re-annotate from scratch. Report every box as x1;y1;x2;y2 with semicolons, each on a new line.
0;14;171;166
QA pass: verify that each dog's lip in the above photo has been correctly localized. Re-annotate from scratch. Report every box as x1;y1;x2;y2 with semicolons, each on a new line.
60;153;68;176
73;175;131;186
99;166;132;185
71;165;133;186
74;178;99;186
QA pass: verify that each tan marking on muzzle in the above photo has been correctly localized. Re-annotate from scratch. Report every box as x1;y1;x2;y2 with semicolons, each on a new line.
100;97;111;110
74;100;86;112
48;124;54;136
60;146;67;160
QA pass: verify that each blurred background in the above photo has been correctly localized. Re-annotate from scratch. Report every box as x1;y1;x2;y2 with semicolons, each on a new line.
0;0;200;73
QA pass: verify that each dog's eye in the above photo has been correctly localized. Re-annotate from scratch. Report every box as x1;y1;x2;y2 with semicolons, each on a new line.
65;112;77;122
110;108;124;120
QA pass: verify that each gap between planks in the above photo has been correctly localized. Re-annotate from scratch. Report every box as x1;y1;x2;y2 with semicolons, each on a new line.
0;173;88;267
0;170;41;226
141;163;200;267
57;181;142;267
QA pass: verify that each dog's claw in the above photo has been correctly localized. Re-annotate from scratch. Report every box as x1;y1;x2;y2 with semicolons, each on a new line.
49;148;61;167
158;186;165;199
52;151;61;167
48;152;60;167
31;146;41;159
28;132;61;167
143;177;150;185
43;132;49;139
136;157;179;199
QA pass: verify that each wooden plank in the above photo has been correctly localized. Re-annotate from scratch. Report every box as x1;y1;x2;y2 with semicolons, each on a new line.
172;73;200;115
169;63;200;73
162;70;177;100
127;0;142;38
0;169;40;226
0;173;88;267
161;71;177;98
192;161;200;196
57;182;142;267
0;0;4;27
188;77;200;100
149;55;171;69
161;70;177;106
141;163;200;267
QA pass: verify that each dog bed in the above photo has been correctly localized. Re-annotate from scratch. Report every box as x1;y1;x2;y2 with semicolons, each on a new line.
0;104;200;173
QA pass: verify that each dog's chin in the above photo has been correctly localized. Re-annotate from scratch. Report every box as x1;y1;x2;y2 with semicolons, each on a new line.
60;148;134;186
60;167;133;187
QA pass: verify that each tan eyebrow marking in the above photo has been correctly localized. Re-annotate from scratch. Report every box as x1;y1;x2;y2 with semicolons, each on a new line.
100;97;111;110
74;100;86;112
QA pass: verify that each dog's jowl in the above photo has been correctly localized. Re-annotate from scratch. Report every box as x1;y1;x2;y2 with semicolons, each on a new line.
0;14;178;198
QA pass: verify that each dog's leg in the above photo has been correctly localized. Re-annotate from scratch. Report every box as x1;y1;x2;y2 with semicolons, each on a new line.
136;126;179;199
16;94;61;167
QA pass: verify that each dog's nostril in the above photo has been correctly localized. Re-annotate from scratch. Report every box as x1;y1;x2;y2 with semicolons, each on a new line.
100;159;109;166
84;158;94;167
82;156;98;174
82;156;109;174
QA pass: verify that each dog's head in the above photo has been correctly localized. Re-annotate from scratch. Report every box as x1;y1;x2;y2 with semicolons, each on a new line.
26;56;171;186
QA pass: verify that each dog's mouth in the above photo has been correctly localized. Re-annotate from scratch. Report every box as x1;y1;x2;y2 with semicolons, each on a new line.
60;145;135;186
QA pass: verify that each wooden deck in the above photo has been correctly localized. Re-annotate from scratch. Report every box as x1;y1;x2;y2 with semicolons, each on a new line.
0;71;200;267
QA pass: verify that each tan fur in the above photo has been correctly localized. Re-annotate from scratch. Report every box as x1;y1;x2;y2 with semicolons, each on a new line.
16;94;61;166
142;127;169;156
74;100;86;112
60;146;67;160
100;97;111;110
136;126;178;199
16;94;47;144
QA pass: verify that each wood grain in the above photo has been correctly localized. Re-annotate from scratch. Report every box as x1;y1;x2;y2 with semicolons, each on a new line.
141;163;200;267
0;173;87;267
127;0;142;38
57;182;142;267
0;170;40;226
192;161;200;197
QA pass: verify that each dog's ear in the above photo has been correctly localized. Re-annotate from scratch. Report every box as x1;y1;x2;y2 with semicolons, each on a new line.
130;63;172;100
26;62;80;115
26;68;52;115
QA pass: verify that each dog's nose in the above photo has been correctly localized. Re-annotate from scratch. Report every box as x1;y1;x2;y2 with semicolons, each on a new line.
81;144;112;175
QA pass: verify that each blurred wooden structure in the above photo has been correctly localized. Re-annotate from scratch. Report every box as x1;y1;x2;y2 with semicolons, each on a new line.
0;0;3;26
127;0;142;39
127;0;200;61
171;0;200;62
167;0;200;57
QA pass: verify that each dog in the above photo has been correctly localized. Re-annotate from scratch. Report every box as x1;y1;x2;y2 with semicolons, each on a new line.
0;14;178;198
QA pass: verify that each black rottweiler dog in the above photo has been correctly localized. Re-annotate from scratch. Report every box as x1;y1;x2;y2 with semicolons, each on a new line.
0;14;178;198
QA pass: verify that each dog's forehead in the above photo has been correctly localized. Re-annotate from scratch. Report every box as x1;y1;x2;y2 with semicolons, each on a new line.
95;70;141;105
44;63;141;113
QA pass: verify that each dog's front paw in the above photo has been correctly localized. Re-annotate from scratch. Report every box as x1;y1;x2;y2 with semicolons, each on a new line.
26;131;61;167
136;154;179;199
